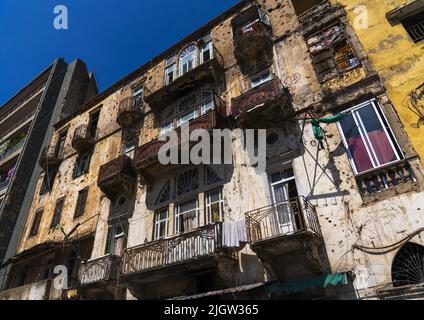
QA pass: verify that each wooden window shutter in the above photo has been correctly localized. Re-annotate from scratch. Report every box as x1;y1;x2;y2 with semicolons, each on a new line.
104;226;112;255
51;197;65;228
30;209;44;236
74;188;88;219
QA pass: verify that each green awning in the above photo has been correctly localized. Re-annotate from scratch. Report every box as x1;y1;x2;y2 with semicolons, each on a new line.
265;273;349;295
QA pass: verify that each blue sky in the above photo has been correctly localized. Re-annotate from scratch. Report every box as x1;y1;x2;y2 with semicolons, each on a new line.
0;0;240;105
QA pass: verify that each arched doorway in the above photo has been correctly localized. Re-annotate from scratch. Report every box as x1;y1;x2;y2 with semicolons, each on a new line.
392;242;424;287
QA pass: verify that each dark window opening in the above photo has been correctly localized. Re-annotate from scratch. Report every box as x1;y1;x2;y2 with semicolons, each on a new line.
55;130;68;159
30;209;44;236
13;264;30;288
307;24;360;82
74;187;88;219
292;0;323;16
88;110;100;138
73;148;93;178
51;197;65;228
40;168;58;195
392;242;424;287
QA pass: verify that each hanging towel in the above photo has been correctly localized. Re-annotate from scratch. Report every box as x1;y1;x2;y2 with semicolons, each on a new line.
222;220;247;248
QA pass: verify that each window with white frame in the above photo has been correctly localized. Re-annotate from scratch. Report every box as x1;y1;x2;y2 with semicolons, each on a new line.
105;223;128;256
200;90;214;114
251;71;272;88
154;208;169;240
337;98;403;175
123;137;137;158
133;86;143;105
177;109;198;127
180;45;197;76
175;198;199;234
160;120;174;136
205;189;224;224
165;64;177;85
200;42;213;64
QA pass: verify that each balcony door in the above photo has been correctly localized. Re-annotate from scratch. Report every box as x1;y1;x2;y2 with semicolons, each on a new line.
269;168;299;236
175;198;199;234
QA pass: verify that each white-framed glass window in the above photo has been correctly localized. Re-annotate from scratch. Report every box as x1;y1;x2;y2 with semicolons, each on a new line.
133;86;143;105
177;109;198;127
106;224;127;256
200;42;213;64
154;208;169;240
179;45;197;76
123;137;137;158
251;71;272;88
337;98;403;175
200;90;214;114
175;198;199;234
206;189;224;224
160;120;174;136
165;64;177;85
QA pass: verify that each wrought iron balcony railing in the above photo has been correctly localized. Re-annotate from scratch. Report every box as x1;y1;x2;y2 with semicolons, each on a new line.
72;124;94;152
122;223;223;276
78;255;121;287
245;196;321;244
117;96;145;129
134;103;226;172
231;76;290;121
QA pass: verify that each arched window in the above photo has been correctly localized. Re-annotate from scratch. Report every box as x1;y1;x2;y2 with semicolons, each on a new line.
179;45;197;76
155;181;170;205
176;168;199;196
392;242;424;287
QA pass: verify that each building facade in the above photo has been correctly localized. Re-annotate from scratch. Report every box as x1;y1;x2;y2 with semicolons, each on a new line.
0;58;98;295
1;0;424;300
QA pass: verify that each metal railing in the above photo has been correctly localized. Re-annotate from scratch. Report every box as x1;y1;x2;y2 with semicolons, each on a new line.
78;255;121;286
407;21;424;43
234;19;272;44
118;96;145;115
245;196;321;244
356;160;416;196
122;223;223;275
0;178;10;191
0;140;25;163
231;75;288;117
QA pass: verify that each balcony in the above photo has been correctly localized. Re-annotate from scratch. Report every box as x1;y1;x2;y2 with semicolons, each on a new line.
97;155;136;198
145;45;225;110
134;106;226;182
117;96;145;130
38;146;62;170
121;223;236;299
231;76;292;128
0;140;25;163
245;197;324;280
233;19;273;64
72;124;94;152
77;255;123;299
356;159;419;204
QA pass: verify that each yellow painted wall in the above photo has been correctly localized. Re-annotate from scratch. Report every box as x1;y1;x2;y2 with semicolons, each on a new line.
333;0;424;161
